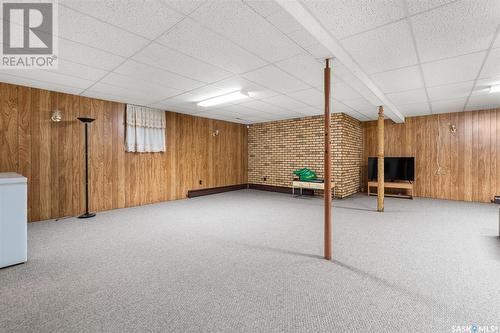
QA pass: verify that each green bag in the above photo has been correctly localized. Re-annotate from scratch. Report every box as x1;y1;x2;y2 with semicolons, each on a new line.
293;168;317;181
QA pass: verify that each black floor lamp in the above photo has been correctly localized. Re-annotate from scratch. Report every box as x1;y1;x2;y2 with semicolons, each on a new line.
77;117;96;219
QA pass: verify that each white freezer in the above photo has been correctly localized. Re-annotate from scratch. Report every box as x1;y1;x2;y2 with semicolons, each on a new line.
0;173;27;268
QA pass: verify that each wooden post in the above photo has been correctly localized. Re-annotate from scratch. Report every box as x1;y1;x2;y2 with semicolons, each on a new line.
377;106;384;212
324;59;332;260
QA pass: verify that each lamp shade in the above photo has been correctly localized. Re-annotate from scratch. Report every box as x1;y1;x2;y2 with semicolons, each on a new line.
77;117;95;123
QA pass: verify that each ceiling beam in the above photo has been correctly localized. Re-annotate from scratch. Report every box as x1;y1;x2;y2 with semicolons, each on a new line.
276;0;405;123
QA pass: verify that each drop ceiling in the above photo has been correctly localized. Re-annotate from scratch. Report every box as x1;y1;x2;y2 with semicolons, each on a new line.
0;0;499;124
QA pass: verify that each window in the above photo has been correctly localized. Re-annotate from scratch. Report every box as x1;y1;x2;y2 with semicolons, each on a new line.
125;104;166;153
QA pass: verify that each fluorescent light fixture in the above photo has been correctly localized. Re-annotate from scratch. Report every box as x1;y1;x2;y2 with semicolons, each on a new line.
489;85;500;94
197;90;249;107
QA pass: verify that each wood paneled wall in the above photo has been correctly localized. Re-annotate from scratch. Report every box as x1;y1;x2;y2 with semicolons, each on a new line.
0;82;247;222
362;109;500;203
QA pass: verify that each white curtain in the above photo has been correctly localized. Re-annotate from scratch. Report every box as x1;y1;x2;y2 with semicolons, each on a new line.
125;104;166;153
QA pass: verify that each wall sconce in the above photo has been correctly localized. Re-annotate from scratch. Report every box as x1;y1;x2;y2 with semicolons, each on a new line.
51;110;62;122
449;124;457;135
212;129;219;136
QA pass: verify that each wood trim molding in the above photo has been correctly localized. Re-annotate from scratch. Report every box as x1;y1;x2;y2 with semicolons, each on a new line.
187;184;248;198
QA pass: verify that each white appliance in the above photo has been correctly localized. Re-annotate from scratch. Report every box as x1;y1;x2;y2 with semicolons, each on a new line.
0;173;27;268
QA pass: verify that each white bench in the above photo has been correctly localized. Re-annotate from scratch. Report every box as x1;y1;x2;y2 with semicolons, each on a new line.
292;180;336;198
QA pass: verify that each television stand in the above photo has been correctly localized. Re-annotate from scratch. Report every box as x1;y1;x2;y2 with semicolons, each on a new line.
367;181;413;199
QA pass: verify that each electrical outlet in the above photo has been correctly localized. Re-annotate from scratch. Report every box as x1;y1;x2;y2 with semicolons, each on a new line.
199;180;202;185
262;176;267;181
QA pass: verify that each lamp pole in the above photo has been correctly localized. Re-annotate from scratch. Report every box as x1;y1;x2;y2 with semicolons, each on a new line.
77;117;96;219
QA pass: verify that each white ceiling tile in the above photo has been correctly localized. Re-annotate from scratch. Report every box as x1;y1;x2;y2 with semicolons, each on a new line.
161;0;205;15
240;100;286;114
406;0;455;15
99;72;182;100
197;108;230;117
195;110;236;121
152;97;192;108
243;0;282;18
341;20;418;74
61;0;184;40
472;77;500;96
211;77;278;101
494;34;500;49
190;0;302;62
58;39;125;71
210;77;259;91
231;108;268;118
47;59;107;81
427;81;474;101
479;48;500;79
333;61;387;104
242;65;310;93
160;96;211;112
288;88;323;107
287;29;316;47
304;44;333;60
0;68;94;90
342;110;370;121
342;98;374;111
422;52;486;86
57;6;150;57
411;0;500;62
258;112;286;120
275;53;323;87
163;85;245;112
114;59;204;91
396;102;431;117
465;93;500;111
133;43;232;83
270;110;307;119
431;98;466;114
302;0;405;39
296;105;322;116
287;29;332;59
163;103;202;114
356;108;381;120
184;85;239;102
156;18;266;74
332;100;354;113
82;86;154;106
247;90;280;100
261;94;309;110
387;88;428;105
219;104;263;116
266;10;303;34
229;117;253;124
0;73;85;96
331;80;363;101
371;66;424;93
240;116;269;123
147;101;198;114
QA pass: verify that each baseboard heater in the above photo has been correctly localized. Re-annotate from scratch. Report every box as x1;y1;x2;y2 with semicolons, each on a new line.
187;184;248;198
248;183;314;196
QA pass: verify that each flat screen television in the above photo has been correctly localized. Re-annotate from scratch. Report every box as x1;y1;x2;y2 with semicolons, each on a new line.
367;157;415;181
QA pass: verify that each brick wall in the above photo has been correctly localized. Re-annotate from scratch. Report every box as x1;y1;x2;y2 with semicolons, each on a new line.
248;113;362;198
340;114;363;197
